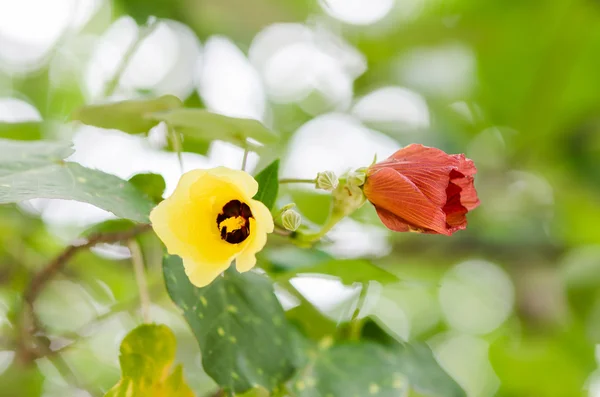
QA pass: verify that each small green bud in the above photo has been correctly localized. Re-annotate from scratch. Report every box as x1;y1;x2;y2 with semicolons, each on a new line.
281;209;302;232
316;171;339;191
348;169;367;187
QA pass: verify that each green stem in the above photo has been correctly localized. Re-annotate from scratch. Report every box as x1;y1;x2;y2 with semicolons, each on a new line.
348;283;369;341
129;239;150;323
103;19;159;98
241;148;249;171
294;211;345;244
279;178;316;184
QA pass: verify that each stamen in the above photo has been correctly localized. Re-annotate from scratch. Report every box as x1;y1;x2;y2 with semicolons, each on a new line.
216;200;253;244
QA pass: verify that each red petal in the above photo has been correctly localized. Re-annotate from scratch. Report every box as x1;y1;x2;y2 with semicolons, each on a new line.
374;206;411;232
364;167;450;235
371;144;457;208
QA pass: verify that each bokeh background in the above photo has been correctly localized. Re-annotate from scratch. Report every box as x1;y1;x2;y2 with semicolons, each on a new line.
1;0;600;396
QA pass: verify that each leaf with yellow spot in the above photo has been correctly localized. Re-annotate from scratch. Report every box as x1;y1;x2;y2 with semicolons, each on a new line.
105;324;195;397
163;254;296;394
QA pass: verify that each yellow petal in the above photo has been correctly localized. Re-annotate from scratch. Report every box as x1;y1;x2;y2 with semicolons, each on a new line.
183;256;231;287
235;199;273;273
151;167;271;287
249;198;275;233
206;167;259;198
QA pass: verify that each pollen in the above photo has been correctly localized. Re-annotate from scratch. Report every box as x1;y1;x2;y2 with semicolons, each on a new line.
216;200;253;244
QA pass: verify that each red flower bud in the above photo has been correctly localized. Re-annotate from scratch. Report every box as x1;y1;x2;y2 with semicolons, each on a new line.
363;144;480;235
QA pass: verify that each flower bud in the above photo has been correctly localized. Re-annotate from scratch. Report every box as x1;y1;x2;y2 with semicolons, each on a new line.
316;171;339;191
281;209;302;232
348;169;367;187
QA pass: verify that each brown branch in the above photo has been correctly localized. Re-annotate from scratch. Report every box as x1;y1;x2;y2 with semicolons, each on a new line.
17;223;152;364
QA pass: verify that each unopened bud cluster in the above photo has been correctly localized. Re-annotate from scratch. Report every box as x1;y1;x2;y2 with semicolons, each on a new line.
316;171;339;191
281;209;302;231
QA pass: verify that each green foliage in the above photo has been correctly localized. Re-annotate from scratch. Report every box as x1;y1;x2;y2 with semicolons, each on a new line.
253;159;280;210
392;342;466;397
0;122;42;141
0;139;154;222
275;258;399;286
290;340;464;397
72;95;183;134
151;108;279;148
0;362;44;397
105;323;195;397
163;255;296;393
129;173;167;203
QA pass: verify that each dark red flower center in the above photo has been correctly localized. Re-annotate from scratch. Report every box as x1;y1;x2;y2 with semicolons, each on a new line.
216;200;253;244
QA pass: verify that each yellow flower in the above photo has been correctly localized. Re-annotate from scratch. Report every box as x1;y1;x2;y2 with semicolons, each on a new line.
150;167;274;287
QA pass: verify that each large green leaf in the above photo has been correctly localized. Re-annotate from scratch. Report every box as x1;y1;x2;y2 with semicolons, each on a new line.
151;108;279;147
275;258;399;286
72;95;183;134
0;139;154;222
291;339;464;397
105;323;195;397
393;342;465;397
163;255;295;393
291;342;410;397
253;159;279;210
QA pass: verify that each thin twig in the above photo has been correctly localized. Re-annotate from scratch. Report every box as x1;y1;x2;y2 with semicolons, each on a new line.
279;178;316;184
17;223;152;363
128;239;151;323
241;148;249;171
103;19;159;98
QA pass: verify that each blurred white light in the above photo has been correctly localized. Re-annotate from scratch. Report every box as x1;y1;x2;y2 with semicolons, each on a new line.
290;276;360;318
197;36;265;121
121;20;201;100
0;0;101;72
324;218;391;259
372;283;440;341
36;280;99;331
352;86;430;132
207;140;259;172
250;23;365;79
86;17;201;100
283;113;400;179
432;334;500;397
319;0;395;25
0;351;14;374
249;23;365;115
439;260;514;335
84;16;138;99
0;98;41;122
396;43;476;98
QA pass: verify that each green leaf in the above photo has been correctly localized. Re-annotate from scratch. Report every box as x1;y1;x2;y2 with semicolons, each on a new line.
0;122;43;141
275;258;399;286
0;139;154;222
0;361;44;397
151;108;279;147
264;246;333;272
362;321;465;397
163;254;296;393
253;159;279;210
288;188;331;226
72;95;183;134
291;342;410;397
83;219;137;237
105;323;195;397
291;339;464;397
393;342;465;397
129;173;166;203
